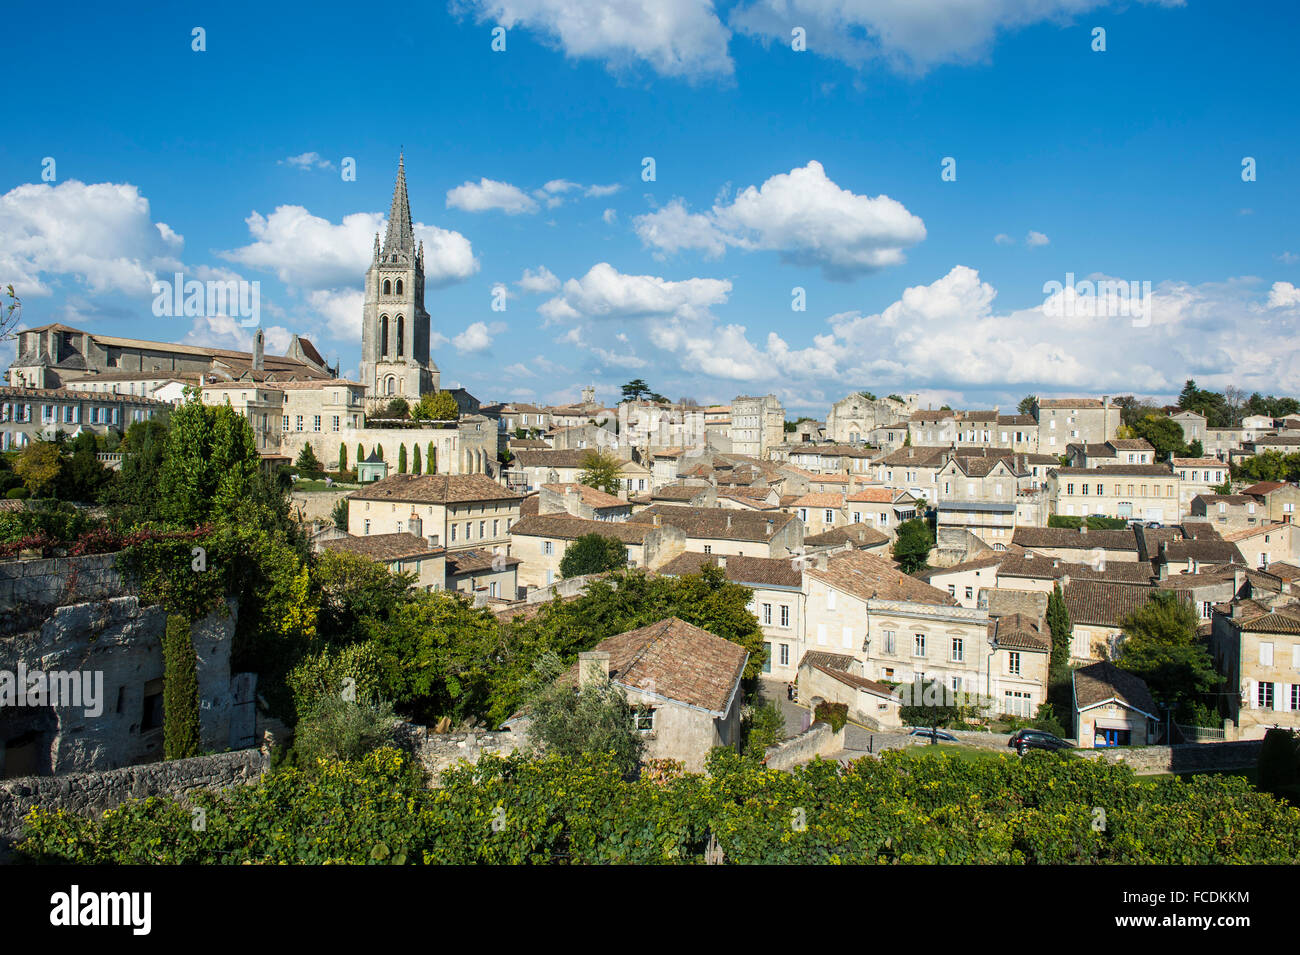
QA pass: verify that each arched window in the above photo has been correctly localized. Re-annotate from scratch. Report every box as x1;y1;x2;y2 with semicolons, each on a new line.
380;315;389;357
385;376;395;395
396;315;404;358
382;279;391;295
395;279;403;296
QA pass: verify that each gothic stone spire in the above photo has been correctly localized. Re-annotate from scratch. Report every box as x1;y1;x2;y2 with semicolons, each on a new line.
382;153;414;255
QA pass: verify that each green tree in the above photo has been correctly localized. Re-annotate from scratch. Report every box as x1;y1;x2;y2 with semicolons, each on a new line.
1129;414;1188;459
296;442;323;475
357;443;364;467
1018;394;1037;416
620;379;651;403
331;497;348;531
427;441;437;474
13;440;62;496
522;651;645;777
162;615;201;760
893;518;933;573
293;695;401;767
338;443;347;472
412;391;459;421
157;397;261;528
54;434;111;503
578;449;624;496
559;533;628;578
1187;438;1204;458
398;444;407;473
385;397;409;418
1045;583;1073;718
412;443;422;474
1115;591;1217;721
102;418;170;522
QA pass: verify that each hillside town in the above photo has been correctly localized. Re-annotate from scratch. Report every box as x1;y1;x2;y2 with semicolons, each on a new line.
1;159;1298;875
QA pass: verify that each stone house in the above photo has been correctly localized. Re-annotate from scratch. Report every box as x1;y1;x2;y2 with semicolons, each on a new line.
844;486;918;538
729;394;785;458
575;618;748;772
1190;494;1264;532
0;386;166;451
508;513;685;590
1222;523;1299;571
915;554;1006;610
445;548;521;601
796;651;903;729
825;392;915;445
1171;410;1207;446
538;483;632;521
626;505;802;559
1048;464;1181;523
871;445;948;502
1242;481;1300;525
321;532;446;591
788;492;847;537
651;483;717;508
1172;456;1229;512
657;552;805;683
1065;438;1156;468
508;448;591;490
1035;397;1121;451
986;613;1052;719
1012;525;1144;563
1208;602;1300;739
347;474;523;554
1061;579;1160;664
935;455;1024;551
1072;661;1160;747
801;551;1012;707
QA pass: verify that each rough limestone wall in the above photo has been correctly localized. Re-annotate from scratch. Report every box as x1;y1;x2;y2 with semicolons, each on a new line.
764;722;845;770
408;729;523;784
0;554;126;633
0;747;269;842
290;489;352;523
1075;740;1263;775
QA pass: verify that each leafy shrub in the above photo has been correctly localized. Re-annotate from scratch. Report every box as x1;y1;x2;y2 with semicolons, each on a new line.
292;695;403;767
814;702;848;733
742;700;786;756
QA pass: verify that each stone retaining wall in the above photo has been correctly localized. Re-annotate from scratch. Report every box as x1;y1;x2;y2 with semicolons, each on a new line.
0;554;125;631
1076;739;1262;775
764;721;845;770
0;747;270;842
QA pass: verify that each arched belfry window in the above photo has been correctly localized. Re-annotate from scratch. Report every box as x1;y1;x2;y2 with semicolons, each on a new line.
382;279;391;295
385;376;395;395
380;315;389;357
397;315;405;358
395;279;403;296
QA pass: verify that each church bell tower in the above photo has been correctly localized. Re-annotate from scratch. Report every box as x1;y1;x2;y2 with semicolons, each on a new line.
361;155;440;400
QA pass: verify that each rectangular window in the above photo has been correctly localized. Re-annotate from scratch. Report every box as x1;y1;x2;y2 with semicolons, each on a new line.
1257;682;1274;710
296;415;304;431
951;637;964;662
332;415;340;431
762;603;772;625
816;624;827;646
779;644;790;667
542;539;552;555
913;634;926;657
1260;642;1274;667
824;509;834;524
826;589;836;611
780;605;789;628
1007;651;1022;676
313;415;321;432
965;586;973;600
363;519;371;535
283;415;289;432
884;630;896;655
479;521;486;539
451;525;458;543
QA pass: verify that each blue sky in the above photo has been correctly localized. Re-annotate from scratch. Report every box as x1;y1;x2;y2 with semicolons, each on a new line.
3;0;1297;415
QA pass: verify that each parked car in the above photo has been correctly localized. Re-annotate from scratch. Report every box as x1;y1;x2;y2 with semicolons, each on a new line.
909;728;958;743
1008;728;1072;754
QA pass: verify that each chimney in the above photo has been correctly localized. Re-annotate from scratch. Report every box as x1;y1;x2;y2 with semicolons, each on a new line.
726;514;732;530
766;518;774;536
1233;567;1245;595
1157;559;1168;582
1061;574;1071;588
578;651;610;686
815;554;829;570
408;510;422;539
1230;601;1244;620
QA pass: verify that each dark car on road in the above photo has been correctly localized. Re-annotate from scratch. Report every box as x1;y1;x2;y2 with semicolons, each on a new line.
1008;728;1072;754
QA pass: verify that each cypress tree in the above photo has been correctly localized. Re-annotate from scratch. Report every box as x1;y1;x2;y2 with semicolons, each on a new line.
398;444;407;473
163;614;201;760
428;441;437;474
339;443;347;472
412;444;422;474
